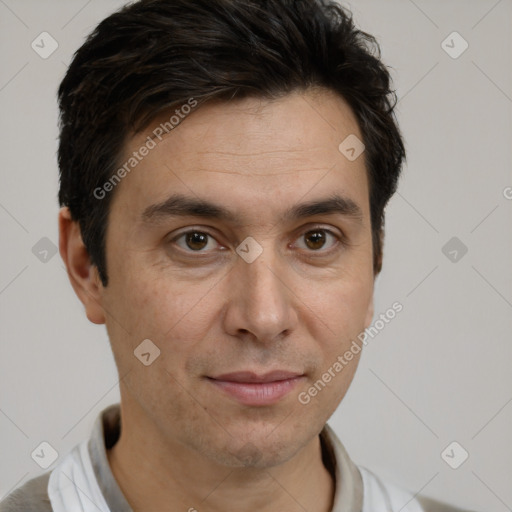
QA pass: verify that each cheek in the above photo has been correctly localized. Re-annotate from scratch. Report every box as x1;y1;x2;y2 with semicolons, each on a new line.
307;273;373;340
118;270;219;357
298;283;369;415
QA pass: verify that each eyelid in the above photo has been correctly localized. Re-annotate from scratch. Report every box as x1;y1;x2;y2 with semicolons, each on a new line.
290;225;345;253
170;227;224;253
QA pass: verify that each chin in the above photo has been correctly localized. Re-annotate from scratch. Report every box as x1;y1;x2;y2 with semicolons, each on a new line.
207;429;307;470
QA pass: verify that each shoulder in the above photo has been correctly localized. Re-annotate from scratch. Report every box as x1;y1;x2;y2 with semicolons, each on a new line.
359;466;478;512
0;473;52;512
416;495;480;512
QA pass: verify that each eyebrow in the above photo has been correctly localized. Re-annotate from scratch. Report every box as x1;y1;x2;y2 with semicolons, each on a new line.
140;192;364;225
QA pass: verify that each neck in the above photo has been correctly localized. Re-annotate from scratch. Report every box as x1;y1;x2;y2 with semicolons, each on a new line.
107;406;335;512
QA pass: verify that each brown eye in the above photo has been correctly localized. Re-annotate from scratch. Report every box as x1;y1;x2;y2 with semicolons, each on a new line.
174;231;218;252
185;232;209;250
294;228;340;253
304;230;327;250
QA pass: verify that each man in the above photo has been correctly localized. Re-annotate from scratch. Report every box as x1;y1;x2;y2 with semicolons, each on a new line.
0;0;476;511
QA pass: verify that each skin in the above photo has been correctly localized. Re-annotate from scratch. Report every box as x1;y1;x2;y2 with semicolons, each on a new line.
59;88;376;512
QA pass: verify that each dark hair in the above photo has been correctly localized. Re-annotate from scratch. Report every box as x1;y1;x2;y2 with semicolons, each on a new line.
58;0;405;286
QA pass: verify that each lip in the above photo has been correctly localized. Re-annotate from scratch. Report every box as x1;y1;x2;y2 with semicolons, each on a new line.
207;370;305;406
211;370;303;383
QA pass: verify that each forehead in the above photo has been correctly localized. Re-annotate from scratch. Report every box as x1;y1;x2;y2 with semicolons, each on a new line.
109;89;369;226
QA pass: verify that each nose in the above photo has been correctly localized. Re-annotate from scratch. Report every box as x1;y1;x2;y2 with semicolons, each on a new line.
222;248;298;344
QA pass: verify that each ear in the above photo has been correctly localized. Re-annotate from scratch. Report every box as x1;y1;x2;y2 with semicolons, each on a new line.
58;207;106;325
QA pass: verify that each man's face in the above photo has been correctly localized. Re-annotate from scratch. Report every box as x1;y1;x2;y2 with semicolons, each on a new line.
98;89;374;468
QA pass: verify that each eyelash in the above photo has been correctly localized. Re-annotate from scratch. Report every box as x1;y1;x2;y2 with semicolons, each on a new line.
169;226;346;257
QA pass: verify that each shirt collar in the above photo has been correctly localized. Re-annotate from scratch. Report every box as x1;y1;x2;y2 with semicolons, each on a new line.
87;404;132;512
87;404;363;512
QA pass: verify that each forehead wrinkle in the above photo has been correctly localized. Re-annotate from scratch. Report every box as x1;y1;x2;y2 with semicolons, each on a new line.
185;167;333;177
193;148;318;157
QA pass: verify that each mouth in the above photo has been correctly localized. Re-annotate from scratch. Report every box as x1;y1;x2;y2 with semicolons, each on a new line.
206;370;305;406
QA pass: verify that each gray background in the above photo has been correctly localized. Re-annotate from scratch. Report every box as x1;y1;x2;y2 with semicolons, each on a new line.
1;0;511;510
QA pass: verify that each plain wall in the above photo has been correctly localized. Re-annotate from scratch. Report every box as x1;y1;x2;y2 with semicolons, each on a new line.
1;1;511;510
